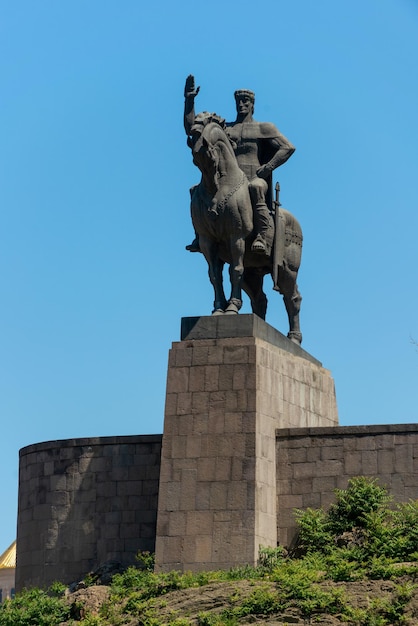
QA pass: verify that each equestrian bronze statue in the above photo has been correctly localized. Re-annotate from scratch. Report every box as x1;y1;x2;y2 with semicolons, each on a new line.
184;76;303;344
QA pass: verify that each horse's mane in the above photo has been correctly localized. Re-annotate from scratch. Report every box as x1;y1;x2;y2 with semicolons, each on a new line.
194;111;226;130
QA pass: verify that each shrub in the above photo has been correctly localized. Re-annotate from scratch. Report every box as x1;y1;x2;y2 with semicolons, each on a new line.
294;506;333;553
136;551;156;571
223;586;283;619
325;548;365;581
258;545;286;571
355;582;415;625
327;477;390;534
0;586;70;626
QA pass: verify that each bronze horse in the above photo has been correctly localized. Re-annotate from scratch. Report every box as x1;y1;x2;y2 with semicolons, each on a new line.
188;112;303;344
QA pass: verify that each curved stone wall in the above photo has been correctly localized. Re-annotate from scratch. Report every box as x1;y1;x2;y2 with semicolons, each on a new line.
16;435;162;590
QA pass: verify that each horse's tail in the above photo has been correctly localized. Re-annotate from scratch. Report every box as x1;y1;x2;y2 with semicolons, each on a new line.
282;208;302;271
273;208;303;289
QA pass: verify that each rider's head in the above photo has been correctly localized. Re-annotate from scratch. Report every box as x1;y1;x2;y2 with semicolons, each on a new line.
234;89;255;117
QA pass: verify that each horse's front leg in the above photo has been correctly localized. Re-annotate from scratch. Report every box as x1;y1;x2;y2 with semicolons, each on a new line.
225;236;246;315
199;236;227;314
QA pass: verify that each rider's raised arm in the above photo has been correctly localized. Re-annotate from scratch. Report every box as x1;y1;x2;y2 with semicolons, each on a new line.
184;74;200;135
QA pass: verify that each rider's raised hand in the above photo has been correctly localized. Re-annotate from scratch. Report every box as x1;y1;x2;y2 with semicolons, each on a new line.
184;74;200;99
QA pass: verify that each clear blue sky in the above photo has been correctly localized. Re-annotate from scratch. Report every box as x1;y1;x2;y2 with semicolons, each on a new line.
1;0;418;548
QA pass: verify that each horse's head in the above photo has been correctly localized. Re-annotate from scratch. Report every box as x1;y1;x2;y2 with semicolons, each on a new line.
188;112;226;152
189;112;237;181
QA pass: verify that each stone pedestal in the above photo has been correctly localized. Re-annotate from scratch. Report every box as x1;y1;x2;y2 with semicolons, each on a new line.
155;315;338;572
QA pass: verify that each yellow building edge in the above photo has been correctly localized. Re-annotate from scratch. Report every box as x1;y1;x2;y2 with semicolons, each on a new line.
0;541;16;569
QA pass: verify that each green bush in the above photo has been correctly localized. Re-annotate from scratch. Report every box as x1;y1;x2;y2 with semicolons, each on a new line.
360;499;418;562
257;545;285;571
223;586;284;619
294;506;333;553
77;616;106;626
136;551;156;571
0;586;70;626
294;477;416;558
294;476;418;590
327;477;390;534
325;548;365;581
343;582;415;625
271;561;346;618
197;612;236;626
391;500;418;557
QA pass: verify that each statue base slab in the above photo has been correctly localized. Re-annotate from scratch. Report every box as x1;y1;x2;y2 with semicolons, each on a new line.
155;315;338;572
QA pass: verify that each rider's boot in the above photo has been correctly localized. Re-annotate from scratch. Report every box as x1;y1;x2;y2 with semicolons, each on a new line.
251;233;268;255
250;197;273;256
186;236;201;253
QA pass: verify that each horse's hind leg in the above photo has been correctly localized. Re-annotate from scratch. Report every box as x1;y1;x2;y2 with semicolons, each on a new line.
242;267;268;320
285;287;302;344
279;269;302;344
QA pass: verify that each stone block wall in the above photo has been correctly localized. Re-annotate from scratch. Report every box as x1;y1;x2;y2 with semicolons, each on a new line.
276;424;418;547
16;435;162;590
16;424;418;588
155;316;338;572
13;317;418;587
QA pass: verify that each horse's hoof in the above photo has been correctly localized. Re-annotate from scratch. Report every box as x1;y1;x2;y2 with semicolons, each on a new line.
287;331;302;345
224;298;242;315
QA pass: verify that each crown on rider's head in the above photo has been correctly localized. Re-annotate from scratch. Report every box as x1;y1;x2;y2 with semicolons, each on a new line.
234;89;255;102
